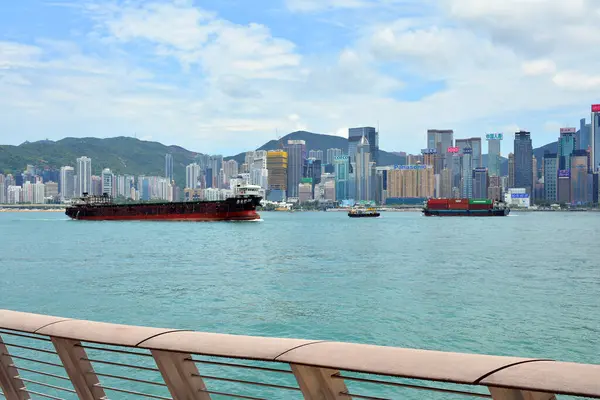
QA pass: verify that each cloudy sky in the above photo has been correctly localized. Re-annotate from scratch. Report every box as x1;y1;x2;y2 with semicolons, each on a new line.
1;0;599;156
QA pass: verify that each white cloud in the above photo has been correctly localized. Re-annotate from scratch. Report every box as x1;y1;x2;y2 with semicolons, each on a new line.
285;0;371;12
521;59;556;76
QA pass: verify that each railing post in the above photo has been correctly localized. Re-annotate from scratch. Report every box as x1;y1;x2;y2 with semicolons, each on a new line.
290;364;348;400
151;350;211;400
51;337;106;400
0;336;29;400
488;387;557;400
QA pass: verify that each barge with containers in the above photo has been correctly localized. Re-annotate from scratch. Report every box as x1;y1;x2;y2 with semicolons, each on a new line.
65;184;262;221
423;198;510;217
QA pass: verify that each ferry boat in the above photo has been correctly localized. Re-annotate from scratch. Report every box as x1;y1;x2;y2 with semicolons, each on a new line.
65;184;262;221
348;206;381;218
422;198;510;217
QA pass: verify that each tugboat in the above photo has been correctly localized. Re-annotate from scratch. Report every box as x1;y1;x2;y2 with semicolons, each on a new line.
348;206;381;218
65;184;262;221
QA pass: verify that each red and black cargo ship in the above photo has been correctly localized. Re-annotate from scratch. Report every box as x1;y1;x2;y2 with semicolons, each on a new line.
423;198;509;217
66;185;262;221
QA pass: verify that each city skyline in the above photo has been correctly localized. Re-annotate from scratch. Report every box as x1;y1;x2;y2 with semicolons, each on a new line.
1;1;600;155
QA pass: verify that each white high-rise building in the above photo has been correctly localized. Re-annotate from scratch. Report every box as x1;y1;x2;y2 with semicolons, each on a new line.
33;182;45;204
101;168;114;196
60;166;75;201
7;186;21;204
76;156;92;196
22;182;34;203
186;163;201;189
0;174;5;204
222;160;239;186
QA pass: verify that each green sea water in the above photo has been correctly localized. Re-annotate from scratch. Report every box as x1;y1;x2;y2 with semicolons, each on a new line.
1;211;599;399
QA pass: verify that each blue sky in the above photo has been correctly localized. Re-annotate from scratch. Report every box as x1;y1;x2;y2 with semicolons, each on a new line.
1;0;599;156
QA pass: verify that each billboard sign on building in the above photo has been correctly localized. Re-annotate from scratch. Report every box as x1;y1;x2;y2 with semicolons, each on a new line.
486;133;503;140
333;155;349;161
560;127;576;134
447;146;460;153
421;148;437;154
511;193;530;198
558;169;570;178
474;167;487;173
463;148;473;154
393;165;428;170
592;104;600;112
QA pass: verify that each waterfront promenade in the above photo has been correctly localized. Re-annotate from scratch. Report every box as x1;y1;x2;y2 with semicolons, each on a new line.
1;310;599;400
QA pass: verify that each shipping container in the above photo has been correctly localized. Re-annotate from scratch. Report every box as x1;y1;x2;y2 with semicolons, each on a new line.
448;202;469;210
449;198;469;204
428;199;449;205
469;199;493;205
468;203;493;210
428;204;448;210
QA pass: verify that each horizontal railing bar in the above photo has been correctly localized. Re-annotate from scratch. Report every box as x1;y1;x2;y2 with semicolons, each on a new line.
17;377;76;394
77;344;152;357
6;355;63;368
20;388;64;400
335;374;492;398
340;392;389;400
192;373;300;391
92;371;167;387
3;342;57;355
94;384;171;400
0;330;51;342
11;365;70;381
198;389;266;400
190;358;293;374
82;358;159;372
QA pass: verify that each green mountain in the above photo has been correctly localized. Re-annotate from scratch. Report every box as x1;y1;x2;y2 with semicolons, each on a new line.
226;130;404;165
0;137;199;188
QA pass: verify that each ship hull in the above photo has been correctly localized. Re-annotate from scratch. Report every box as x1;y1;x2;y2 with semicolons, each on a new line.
422;208;510;217
66;197;261;221
348;213;381;218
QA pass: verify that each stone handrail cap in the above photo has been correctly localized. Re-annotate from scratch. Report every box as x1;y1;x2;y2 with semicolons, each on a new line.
0;310;69;333
481;361;600;397
36;319;181;347
139;330;318;360
276;341;536;384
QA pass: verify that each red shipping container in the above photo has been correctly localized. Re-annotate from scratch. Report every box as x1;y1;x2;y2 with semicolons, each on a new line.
428;199;449;205
449;199;469;204
428;204;448;210
448;202;469;210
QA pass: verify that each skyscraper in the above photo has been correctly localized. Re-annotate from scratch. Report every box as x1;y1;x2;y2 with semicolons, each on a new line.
591;104;600;171
472;168;489;199
543;154;558;203
386;165;435;198
348;127;379;165
578;118;591;152
284;140;306;198
101;168;114;196
558;128;576;170
165;154;173;181
326;148;343;165
571;150;590;205
76;156;92;196
59;166;74;201
223;160;239;186
0;174;5;204
514;131;533;195
308;150;323;162
426;129;454;174
508;153;515;188
266;150;288;192
185;163;200;189
486;134;502;176
334;155;350;201
455;138;481;198
353;135;376;202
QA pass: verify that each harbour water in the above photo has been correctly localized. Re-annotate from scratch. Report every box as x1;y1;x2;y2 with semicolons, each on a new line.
1;211;599;398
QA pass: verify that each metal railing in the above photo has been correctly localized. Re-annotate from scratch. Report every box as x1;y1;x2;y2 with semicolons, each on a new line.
0;310;599;400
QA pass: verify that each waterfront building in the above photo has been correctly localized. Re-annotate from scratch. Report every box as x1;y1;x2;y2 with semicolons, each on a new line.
44;181;58;199
571;150;590;205
101;168;114;197
298;178;313;202
303;158;322;187
486;135;502;176
514;131;533;195
440;168;453;198
76;156;92;196
504;188;530;208
508;153;515;188
543;154;558;203
577;118;591;152
472;168;489;199
333;155;350;201
322;178;336;202
591;104;600;171
426;129;454;174
22;182;34;204
326;148;343;165
7;186;21;204
488;176;502;201
349;127;379;165
165;154;173;181
59;166;75;201
455;139;478;198
557;170;571;204
387;165;435;198
0;174;5;204
284;140;306;198
308;150;323;162
266;150;288;194
186;163;201;189
353;135;376;202
558;128;576;170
